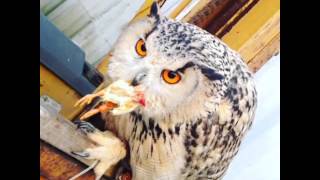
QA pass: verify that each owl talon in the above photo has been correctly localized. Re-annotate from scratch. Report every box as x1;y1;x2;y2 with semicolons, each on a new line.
75;120;96;134
71;150;90;158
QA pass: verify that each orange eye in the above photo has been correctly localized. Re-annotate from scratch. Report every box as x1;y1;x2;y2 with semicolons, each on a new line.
135;39;147;57
161;70;181;84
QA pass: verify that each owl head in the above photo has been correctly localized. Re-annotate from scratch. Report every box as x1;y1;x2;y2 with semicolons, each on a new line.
107;2;229;120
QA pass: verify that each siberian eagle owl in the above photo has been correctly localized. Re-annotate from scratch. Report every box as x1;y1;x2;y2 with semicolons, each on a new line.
74;2;257;180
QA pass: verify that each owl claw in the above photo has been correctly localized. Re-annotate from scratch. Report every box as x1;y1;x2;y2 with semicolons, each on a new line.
71;150;90;158
74;120;96;134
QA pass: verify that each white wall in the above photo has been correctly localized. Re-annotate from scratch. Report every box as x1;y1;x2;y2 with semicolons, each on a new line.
224;54;280;180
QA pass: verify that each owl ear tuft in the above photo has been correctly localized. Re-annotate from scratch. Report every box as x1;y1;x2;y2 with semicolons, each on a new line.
199;65;224;81
149;1;160;21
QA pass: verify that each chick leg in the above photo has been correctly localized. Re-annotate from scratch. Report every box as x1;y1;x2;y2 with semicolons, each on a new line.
74;89;106;107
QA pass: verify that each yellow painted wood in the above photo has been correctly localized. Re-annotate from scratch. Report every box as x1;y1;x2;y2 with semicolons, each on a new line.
238;10;280;63
221;0;280;51
215;0;256;36
248;32;280;72
40;65;81;120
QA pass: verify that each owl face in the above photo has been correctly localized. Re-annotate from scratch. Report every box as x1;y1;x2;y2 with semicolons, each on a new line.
107;3;224;117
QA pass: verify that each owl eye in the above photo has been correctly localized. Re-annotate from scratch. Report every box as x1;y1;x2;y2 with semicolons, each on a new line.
161;70;181;84
135;39;147;57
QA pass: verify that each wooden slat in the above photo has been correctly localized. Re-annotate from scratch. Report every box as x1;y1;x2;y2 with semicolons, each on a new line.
182;0;232;28
248;32;280;72
238;10;280;63
40;141;96;180
206;0;256;36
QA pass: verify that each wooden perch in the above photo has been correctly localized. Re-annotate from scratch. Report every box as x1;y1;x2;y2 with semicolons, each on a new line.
40;97;114;178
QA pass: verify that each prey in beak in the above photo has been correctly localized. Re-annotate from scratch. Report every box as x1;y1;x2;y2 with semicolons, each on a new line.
74;80;146;120
132;84;146;107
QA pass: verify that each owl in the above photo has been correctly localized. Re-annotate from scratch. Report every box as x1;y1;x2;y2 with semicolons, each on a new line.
73;2;257;180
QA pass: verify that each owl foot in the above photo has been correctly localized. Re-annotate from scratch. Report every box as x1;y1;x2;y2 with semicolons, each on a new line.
70;146;127;180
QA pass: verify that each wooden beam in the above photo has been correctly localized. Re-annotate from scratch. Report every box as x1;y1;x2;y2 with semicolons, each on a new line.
206;0;256;36
248;32;280;72
213;0;280;72
182;0;232;28
238;10;280;63
40;99;114;177
40;140;96;180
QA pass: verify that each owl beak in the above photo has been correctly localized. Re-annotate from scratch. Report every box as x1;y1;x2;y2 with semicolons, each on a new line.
131;71;147;86
131;71;147;107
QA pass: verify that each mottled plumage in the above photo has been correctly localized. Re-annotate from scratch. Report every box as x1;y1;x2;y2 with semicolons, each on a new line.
75;2;257;180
